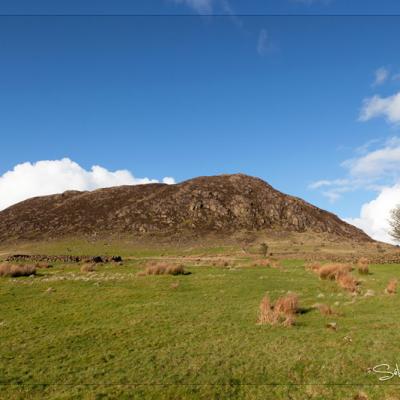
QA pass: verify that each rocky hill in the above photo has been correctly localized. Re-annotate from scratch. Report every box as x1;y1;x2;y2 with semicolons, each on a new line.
0;174;371;243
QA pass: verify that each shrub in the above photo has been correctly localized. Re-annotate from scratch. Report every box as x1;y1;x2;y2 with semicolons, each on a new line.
386;278;398;295
80;263;96;273
257;293;299;327
0;263;36;277
259;242;269;258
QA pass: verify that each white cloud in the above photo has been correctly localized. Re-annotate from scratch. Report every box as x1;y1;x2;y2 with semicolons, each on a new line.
359;91;400;124
309;179;350;189
372;67;389;87
257;29;270;56
343;137;400;179
291;0;332;5
345;184;400;244
172;0;213;14
0;158;175;211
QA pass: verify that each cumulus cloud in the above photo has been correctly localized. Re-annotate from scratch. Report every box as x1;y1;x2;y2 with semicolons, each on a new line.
359;91;400;124
372;67;389;87
0;158;175;211
345;184;400;244
310;137;400;242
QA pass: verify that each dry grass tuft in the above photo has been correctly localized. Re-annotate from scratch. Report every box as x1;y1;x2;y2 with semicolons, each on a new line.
308;262;360;293
211;258;231;267
353;392;368;400
0;263;36;277
305;262;322;272
317;303;335;316
141;262;187;276
357;258;370;275
318;263;352;280
257;293;299;327
357;264;369;275
80;263;96;273
274;293;299;315
252;259;271;267
35;262;53;269
385;278;398;295
170;282;180;289
337;273;359;293
257;295;277;325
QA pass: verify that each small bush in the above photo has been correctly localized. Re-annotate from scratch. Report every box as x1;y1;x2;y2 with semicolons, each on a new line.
257;293;299;327
80;263;96;273
259;242;269;258
386;278;398;295
0;263;36;277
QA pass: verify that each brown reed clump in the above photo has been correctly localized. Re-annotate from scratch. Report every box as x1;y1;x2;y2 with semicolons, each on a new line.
337;273;359;293
318;263;353;281
252;259;271;267
305;262;322;272
212;259;230;267
316;303;335;316
357;257;370;275
35;262;53;269
385;278;398;295
141;262;187;276
0;263;36;277
257;293;299;327
257;295;277;325
80;263;96;273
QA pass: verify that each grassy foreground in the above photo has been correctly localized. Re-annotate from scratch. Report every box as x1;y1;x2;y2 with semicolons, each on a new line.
1;258;400;399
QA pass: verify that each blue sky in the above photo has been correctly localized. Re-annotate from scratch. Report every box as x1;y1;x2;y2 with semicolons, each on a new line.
1;0;400;242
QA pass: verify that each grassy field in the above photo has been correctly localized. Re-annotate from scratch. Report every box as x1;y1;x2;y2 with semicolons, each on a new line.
1;257;400;399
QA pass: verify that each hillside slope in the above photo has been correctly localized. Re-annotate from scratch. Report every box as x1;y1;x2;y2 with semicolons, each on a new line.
0;174;371;243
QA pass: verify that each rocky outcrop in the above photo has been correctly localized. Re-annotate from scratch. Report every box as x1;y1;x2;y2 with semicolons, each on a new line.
0;174;371;243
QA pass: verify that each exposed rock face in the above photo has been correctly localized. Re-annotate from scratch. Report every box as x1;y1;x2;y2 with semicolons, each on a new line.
0;174;371;242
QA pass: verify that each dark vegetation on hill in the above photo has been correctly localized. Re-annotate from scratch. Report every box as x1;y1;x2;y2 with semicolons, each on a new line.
0;174;371;243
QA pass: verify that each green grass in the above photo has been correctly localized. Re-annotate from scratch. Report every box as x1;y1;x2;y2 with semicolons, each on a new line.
1;260;400;399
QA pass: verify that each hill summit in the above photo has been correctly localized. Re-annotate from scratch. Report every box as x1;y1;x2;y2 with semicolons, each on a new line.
0;174;371;243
